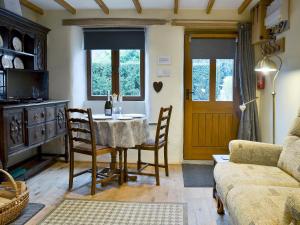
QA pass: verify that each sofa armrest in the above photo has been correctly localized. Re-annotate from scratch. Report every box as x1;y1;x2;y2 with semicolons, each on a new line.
229;140;283;166
285;193;300;225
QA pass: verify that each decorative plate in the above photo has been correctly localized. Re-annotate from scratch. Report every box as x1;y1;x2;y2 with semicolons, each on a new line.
125;114;145;118
117;116;133;120
12;37;22;51
1;55;13;69
0;35;3;48
13;57;24;69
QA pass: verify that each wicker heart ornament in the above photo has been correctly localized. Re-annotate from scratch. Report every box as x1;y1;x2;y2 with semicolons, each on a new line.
153;81;163;93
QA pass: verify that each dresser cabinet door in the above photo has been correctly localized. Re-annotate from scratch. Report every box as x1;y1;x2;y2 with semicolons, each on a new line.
26;107;46;126
56;105;66;134
45;106;56;122
46;121;56;140
27;124;46;146
5;109;25;152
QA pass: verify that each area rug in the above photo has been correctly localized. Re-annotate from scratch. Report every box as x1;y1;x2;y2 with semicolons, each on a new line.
39;199;187;225
10;203;45;225
182;164;214;187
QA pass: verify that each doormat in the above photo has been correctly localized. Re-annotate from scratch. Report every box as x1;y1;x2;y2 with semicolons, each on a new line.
182;164;214;187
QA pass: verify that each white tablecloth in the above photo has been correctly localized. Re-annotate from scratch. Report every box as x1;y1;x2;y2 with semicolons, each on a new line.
93;118;149;148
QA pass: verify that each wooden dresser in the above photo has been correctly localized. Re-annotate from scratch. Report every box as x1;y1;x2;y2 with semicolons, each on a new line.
0;100;68;174
0;9;69;179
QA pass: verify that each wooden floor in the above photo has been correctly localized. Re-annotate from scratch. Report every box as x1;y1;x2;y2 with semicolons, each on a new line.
25;161;231;225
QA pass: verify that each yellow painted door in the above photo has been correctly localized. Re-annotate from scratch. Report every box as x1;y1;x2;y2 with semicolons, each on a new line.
184;34;240;160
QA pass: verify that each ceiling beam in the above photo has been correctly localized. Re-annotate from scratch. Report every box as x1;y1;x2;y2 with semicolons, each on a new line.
132;0;142;14
19;0;44;15
206;0;215;14
54;0;76;14
62;18;168;27
94;0;109;15
238;0;253;14
174;0;179;14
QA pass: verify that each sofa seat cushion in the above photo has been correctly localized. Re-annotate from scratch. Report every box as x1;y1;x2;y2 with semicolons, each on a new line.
226;185;300;225
278;136;300;182
214;162;300;205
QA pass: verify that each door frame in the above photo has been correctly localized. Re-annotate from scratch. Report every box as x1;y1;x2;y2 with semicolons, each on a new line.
183;32;241;160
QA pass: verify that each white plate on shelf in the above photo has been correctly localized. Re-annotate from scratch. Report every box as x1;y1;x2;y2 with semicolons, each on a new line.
125;114;145;118
12;37;22;51
0;35;3;48
1;55;13;69
13;57;24;69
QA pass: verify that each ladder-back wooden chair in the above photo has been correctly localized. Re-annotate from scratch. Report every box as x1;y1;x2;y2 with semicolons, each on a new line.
131;105;172;186
65;107;118;195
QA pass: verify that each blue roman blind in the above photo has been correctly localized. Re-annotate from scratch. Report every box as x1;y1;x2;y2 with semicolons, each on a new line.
83;28;145;50
190;38;236;59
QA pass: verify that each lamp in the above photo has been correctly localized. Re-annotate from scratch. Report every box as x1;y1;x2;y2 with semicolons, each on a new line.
255;55;283;144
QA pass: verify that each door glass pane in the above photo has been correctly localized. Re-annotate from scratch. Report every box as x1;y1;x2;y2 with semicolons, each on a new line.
216;59;234;101
119;49;141;97
91;50;112;96
192;59;210;101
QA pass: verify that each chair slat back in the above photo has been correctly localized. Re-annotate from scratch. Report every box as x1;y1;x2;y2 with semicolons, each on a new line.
155;106;173;147
65;108;96;152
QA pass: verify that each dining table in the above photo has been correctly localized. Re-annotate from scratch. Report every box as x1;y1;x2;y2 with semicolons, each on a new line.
91;114;149;184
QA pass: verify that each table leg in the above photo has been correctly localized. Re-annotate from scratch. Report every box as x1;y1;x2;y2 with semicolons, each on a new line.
118;148;124;185
124;148;128;182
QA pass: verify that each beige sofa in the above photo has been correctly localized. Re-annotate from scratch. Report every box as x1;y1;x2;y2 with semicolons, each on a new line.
214;113;300;225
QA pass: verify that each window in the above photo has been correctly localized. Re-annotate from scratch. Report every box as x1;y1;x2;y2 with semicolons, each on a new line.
87;49;145;101
216;59;234;101
84;28;145;101
192;59;210;101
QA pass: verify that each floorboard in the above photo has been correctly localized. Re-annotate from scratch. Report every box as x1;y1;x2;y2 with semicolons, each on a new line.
25;161;231;225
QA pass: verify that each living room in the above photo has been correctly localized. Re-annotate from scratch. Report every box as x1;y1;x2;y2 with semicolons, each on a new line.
0;0;299;225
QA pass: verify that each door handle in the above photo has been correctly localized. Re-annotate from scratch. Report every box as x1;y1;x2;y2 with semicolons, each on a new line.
186;89;194;100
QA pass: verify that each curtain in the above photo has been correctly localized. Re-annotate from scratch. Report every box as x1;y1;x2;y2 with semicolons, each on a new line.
236;23;260;141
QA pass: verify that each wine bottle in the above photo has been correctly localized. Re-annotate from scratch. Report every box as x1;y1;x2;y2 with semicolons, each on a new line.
104;91;112;116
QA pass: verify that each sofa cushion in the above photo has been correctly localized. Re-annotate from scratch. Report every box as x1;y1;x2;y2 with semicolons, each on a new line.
278;136;300;182
214;162;300;206
226;185;300;225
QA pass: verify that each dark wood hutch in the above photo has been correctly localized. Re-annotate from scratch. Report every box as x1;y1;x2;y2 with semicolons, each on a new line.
0;8;68;179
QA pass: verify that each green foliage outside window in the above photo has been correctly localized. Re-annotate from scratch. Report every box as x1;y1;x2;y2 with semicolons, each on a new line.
192;59;234;101
120;50;141;96
91;49;141;97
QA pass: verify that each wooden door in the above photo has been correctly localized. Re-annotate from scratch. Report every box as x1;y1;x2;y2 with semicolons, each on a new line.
184;34;240;160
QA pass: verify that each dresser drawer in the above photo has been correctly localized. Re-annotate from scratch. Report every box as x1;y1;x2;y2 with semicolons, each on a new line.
26;107;46;126
45;106;56;122
27;124;46;146
46;121;56;140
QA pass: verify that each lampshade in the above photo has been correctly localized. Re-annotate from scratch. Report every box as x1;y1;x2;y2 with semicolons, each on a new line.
255;56;278;73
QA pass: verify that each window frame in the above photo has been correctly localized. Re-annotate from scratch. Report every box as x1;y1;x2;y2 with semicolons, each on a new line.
87;49;145;101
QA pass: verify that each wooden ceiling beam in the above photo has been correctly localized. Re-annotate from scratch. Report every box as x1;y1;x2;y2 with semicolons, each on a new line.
206;0;215;14
174;0;179;14
94;0;109;15
54;0;76;15
238;0;253;14
62;18;168;27
132;0;142;14
20;0;44;15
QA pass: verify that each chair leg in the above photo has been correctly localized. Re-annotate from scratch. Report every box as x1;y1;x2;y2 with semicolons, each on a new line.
68;151;74;190
154;150;160;186
163;145;169;176
137;148;141;170
91;155;97;195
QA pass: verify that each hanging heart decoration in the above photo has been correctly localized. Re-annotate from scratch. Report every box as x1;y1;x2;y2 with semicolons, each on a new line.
153;81;163;93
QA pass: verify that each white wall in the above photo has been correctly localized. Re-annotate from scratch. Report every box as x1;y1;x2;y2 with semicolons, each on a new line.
259;0;300;144
33;9;249;163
